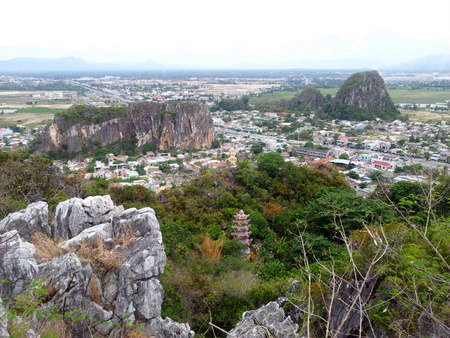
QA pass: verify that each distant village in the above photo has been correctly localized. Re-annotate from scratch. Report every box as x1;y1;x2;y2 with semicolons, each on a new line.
1;72;449;196
2;107;448;198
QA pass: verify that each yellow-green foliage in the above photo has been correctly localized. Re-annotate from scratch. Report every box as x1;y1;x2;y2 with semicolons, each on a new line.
197;235;225;262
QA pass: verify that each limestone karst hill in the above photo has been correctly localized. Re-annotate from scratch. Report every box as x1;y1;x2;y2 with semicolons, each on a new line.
328;70;399;121
33;101;215;154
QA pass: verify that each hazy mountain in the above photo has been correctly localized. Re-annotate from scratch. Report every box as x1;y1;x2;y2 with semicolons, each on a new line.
0;57;178;72
0;54;449;72
0;57;92;72
383;54;450;71
292;58;383;70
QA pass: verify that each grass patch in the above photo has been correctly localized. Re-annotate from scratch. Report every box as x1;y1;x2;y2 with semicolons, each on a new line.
387;88;450;104
16;107;60;114
30;232;65;263
249;88;339;105
400;109;450;123
79;237;121;274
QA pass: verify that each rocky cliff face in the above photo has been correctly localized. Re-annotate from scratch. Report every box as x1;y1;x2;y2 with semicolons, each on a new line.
35;101;215;153
0;196;193;337
330;70;399;121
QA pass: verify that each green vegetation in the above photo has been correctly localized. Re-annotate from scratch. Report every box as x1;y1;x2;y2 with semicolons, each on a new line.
2;149;450;337
0;151;75;219
55;104;126;125
15;107;59;114
387;88;450;104
327;71;399;121
212;96;250;111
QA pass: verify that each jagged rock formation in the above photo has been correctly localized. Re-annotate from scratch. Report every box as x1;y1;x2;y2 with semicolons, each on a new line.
34;101;215;153
227;301;299;338
0;196;194;337
329;70;399;121
0;201;49;240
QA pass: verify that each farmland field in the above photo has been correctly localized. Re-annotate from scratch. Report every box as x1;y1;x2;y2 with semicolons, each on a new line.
387;88;450;104
0;107;57;128
399;109;450;123
250;87;450;105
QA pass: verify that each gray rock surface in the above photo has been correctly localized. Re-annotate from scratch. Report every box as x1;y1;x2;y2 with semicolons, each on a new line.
145;317;194;338
228;301;299;338
0;201;49;239
53;195;122;239
327;275;378;338
35;101;215;154
58;222;113;250
0;230;38;298
0;196;193;338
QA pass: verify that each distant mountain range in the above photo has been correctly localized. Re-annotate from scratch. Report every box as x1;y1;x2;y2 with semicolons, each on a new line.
382;54;450;72
0;57;179;72
0;54;449;72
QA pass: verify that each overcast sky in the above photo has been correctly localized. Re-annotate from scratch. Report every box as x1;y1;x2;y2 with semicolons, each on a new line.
2;0;449;68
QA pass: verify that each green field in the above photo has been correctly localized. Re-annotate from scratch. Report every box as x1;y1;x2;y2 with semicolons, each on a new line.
250;87;450;105
387;88;450;104
15;107;60;114
249;91;300;104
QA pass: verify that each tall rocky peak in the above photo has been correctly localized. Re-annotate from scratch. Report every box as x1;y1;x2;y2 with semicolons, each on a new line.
330;70;399;121
34;101;215;153
0;196;194;337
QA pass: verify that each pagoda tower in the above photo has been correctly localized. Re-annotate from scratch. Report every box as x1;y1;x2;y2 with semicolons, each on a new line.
231;210;252;255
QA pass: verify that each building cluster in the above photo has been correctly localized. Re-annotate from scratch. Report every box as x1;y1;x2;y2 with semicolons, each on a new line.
0;127;35;150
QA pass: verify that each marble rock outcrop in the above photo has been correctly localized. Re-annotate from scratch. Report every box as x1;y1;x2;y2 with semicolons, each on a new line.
35;101;215;153
228;301;299;338
0;201;49;239
0;196;193;337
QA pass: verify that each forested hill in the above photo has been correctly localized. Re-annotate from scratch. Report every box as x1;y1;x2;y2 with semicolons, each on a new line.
327;70;399;120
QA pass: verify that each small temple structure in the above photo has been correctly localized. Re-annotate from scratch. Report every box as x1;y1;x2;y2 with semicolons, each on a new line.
231;210;252;256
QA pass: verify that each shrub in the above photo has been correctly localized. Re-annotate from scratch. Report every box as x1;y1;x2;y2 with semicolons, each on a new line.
197;234;225;262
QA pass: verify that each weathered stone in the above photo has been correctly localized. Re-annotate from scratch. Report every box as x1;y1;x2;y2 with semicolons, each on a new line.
37;252;92;308
145;317;195;338
124;234;166;280
0;201;49;239
327;274;378;338
0;196;191;337
0;230;38;297
85;302;114;336
53;195;119;239
112;207;161;238
228;301;299;338
134;279;163;320
36;101;215;153
59;222;113;251
418;306;450;337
